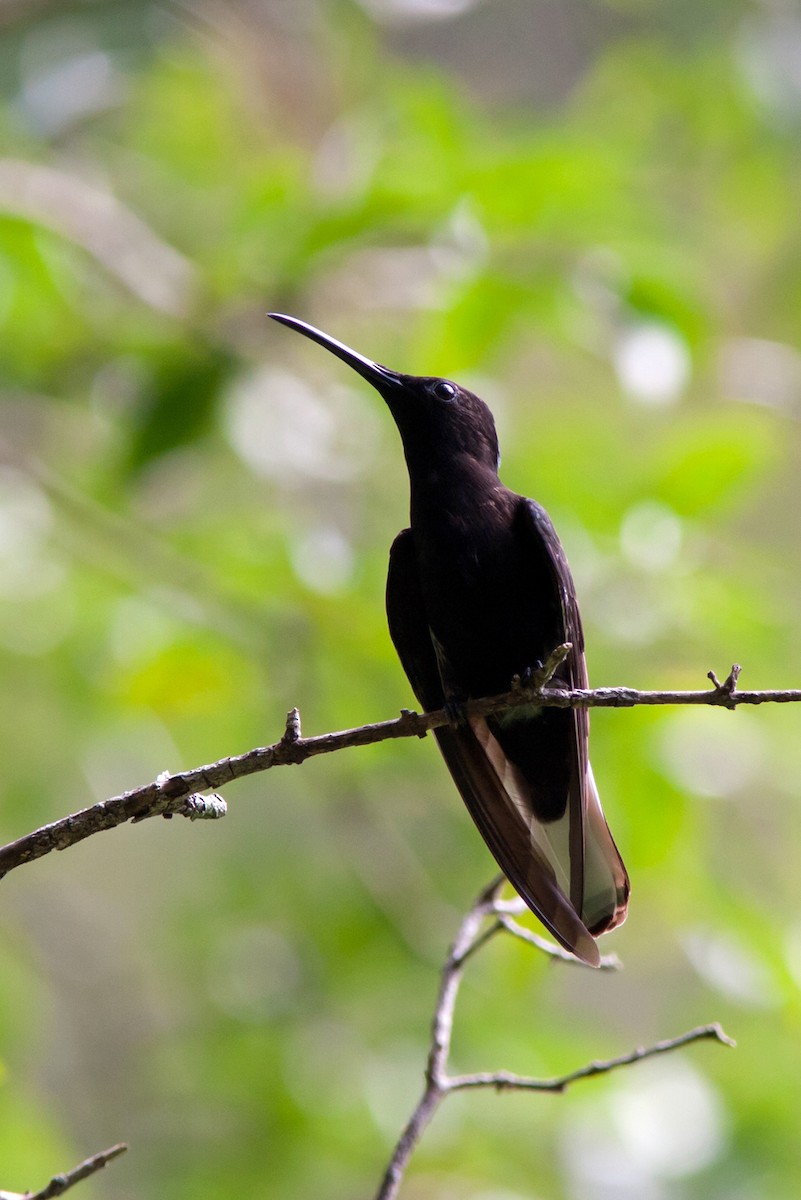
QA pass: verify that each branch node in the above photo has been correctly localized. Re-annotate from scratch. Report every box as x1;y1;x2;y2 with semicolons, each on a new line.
130;768;176;823
154;768;195;800
399;708;427;738
709;663;742;709
282;707;302;745
276;707;308;764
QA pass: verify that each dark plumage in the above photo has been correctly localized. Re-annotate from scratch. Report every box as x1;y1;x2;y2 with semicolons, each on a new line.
270;314;629;965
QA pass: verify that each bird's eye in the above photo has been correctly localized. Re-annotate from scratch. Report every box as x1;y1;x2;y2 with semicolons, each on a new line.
432;380;457;402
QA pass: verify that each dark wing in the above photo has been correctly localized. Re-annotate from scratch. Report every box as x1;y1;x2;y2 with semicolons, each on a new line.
385;529;445;714
513;499;629;938
386;526;607;966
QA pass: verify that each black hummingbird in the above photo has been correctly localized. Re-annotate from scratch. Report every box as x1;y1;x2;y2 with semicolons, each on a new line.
270;314;629;965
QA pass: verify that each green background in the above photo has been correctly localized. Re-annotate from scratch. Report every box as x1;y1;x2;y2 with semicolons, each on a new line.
2;1;801;1196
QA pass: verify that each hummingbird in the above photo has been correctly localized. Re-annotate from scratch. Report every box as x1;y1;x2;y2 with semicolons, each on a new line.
270;314;629;965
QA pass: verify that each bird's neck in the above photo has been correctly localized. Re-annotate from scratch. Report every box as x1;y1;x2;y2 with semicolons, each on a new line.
407;453;502;529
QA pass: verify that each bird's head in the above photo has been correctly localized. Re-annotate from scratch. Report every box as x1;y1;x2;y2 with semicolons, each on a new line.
269;314;500;475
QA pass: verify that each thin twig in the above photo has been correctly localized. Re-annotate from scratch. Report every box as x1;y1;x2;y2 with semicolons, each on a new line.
0;663;797;880
0;1144;128;1200
448;1023;735;1093
496;911;622;969
373;884;733;1200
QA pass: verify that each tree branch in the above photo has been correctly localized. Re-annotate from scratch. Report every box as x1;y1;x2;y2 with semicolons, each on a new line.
1;659;797;880
0;1144;127;1200
373;881;733;1200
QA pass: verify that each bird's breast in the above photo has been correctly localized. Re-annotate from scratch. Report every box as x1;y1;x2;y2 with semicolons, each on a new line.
410;509;562;699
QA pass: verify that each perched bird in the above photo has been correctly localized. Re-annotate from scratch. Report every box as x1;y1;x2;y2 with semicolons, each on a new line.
270;314;629;965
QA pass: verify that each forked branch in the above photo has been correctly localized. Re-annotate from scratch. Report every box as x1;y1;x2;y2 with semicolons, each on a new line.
373;880;734;1200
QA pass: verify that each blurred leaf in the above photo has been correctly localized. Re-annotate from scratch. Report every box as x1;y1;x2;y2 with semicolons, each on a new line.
122;342;236;476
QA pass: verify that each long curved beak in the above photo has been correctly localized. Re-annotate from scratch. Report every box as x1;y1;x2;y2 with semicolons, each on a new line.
269;313;403;391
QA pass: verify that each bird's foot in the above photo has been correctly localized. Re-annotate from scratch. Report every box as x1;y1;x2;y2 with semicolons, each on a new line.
514;644;573;692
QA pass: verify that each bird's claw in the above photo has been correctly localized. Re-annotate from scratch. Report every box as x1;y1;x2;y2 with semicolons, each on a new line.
520;662;544;688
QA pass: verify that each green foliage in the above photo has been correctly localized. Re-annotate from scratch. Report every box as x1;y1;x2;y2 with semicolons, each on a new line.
1;2;801;1198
